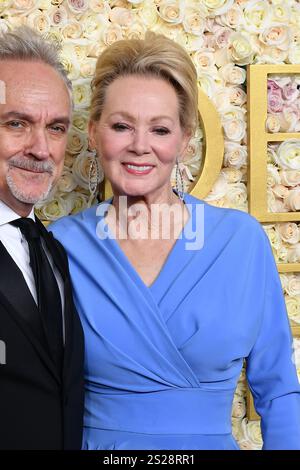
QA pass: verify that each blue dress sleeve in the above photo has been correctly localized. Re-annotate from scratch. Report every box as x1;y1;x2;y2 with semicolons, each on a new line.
246;229;300;450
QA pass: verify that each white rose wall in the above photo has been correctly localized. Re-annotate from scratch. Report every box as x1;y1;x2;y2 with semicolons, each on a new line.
1;0;300;450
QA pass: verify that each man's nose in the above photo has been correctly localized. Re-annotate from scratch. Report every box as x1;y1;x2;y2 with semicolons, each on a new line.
24;128;50;160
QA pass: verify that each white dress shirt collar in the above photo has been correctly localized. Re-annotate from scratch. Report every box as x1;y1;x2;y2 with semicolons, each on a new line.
0;200;35;226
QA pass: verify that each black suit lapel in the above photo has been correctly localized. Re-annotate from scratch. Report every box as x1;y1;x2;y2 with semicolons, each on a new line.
0;240;60;383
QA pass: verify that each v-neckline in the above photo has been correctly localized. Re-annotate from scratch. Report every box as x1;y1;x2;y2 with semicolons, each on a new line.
97;194;193;290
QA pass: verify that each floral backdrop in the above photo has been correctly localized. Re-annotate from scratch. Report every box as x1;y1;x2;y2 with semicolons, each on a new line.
1;0;300;450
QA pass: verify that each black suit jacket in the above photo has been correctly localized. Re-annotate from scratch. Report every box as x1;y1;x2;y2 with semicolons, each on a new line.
0;217;84;449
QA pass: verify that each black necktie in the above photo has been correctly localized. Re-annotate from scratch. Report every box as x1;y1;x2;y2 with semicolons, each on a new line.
10;217;63;370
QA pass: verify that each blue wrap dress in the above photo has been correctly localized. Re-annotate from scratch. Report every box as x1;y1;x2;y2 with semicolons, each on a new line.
50;194;300;450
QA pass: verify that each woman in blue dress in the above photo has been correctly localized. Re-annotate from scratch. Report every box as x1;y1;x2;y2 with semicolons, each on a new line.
51;32;300;450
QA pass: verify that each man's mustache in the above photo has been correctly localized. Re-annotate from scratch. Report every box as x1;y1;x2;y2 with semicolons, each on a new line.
8;156;55;175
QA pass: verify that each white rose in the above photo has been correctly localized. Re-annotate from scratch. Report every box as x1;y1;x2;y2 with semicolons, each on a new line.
193;50;216;73
12;0;37;11
80;59;97;78
286;275;300;296
228;32;254;65
271;2;291;24
60;53;80;81
205;173;228;201
268;189;287;213
285;188;300;211
182;6;206;36
61;21;83;40
72;111;89;134
56;167;77;193
243;0;271;33
82;13;108;41
225;182;248;209
202;0;234;16
259;25;291;50
67;130;88;156
257;45;288;64
280;273;289;291
219;63;246;84
224;142;247;168
241;419;263;449
216;4;244;28
267;163;281;186
70;192;90;214
271;184;289;199
138;3;159;28
275;140;300;170
109;7;134;27
263;224;282;251
222;168;243;183
102;23;123;45
35;192;73;221
158;0;184;25
286;295;300;324
197;73;217;99
229;86;247;106
72;151;104;190
89;0;111;14
223;118;246;142
280;170;300;187
232;397;246;419
286;245;300;263
266;114;281;133
277;222;300;244
0;0;12;12
73;79;92;108
288;44;300;64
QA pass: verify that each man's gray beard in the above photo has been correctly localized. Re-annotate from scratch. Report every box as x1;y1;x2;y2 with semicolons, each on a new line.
6;173;54;204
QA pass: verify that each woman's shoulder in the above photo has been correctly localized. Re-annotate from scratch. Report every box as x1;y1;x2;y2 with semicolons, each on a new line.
184;193;264;239
48;204;99;241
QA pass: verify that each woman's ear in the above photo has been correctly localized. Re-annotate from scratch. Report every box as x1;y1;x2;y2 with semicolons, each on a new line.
178;129;192;161
88;120;97;150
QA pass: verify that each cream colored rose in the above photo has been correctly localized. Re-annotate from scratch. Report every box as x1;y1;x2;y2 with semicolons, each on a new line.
228;33;254;65
158;0;184;25
285;188;300;211
124;23;146;40
67;130;88;156
56;168;77;193
272;2;291;24
89;0;111;14
219;63;246;85
288;44;300;64
277;222;300;244
12;0;36;11
0;0;12;12
285;296;300;324
272;184;289;199
286;244;300;263
276;140;300;170
138;3;159;28
72;111;89;134
267;164;281;186
102;23;123;45
279;273;289;291
61;21;83;40
286;275;300;296
73;151;104;190
259;25;291;50
82;13;107;41
221;168;243;183
232;398;246;419
182;6;206;36
73;79;92;108
257;45;288;64
60;53;80;81
229;86;247;106
243;0;271;33
35;192;73;221
225;182;248;209
264;224;282;251
217;4;243;28
224;142;247;168
70;192;90;214
80;59;96;78
202;0;234;16
205;173;228;201
268;189;287;213
27;10;50;34
280;170;300;187
197;73;217;99
193;50;216;73
110;7;134;27
241;419;263;449
266;114;281;133
223;118;246;142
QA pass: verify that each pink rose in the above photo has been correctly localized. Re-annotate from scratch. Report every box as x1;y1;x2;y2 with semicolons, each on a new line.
268;88;283;113
282;82;299;103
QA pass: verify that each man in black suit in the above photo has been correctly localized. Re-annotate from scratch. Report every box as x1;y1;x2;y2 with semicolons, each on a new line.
0;27;84;449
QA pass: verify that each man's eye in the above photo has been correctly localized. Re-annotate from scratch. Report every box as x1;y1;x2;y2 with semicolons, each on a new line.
49;125;66;133
112;123;130;131
153;127;170;135
7;121;24;129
